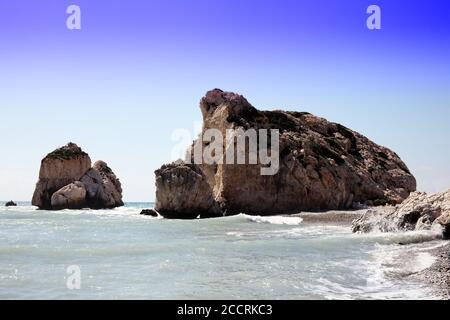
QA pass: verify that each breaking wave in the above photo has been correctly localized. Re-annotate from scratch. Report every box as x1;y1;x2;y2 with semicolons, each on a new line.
240;214;303;225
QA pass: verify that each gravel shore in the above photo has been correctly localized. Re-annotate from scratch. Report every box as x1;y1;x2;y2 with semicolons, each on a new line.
288;209;366;225
290;209;449;299
415;242;450;299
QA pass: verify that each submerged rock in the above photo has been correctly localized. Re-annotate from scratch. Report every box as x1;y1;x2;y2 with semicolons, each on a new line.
155;89;416;219
32;143;123;210
352;189;450;239
140;209;159;217
5;201;17;207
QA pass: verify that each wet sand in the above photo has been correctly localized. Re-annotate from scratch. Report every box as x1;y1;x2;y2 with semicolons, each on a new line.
287;209;367;225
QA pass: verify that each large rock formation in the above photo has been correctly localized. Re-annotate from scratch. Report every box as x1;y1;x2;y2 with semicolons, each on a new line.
352;190;450;239
155;89;416;218
32;143;123;210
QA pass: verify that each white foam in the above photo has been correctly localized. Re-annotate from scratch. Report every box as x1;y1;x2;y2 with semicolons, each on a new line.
241;214;303;225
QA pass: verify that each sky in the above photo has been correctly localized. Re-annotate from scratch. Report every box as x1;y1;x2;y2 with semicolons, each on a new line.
0;0;449;202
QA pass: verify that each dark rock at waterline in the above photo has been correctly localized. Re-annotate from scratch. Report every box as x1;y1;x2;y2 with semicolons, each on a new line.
5;201;17;207
140;209;159;217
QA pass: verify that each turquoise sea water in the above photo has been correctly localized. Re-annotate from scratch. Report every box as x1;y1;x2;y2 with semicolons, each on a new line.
0;202;446;300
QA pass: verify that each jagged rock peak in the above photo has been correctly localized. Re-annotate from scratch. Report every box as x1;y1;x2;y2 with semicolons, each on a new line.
200;88;254;119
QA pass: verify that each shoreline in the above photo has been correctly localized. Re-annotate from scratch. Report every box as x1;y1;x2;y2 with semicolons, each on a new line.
415;242;450;299
289;209;450;300
288;210;366;225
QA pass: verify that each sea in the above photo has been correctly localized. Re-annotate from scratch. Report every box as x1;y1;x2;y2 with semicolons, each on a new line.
0;202;446;300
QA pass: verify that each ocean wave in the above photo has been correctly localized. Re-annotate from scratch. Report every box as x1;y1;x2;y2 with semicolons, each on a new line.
353;227;443;245
239;214;303;225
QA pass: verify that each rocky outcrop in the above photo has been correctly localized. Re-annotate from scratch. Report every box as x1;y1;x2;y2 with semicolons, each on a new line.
32;143;91;210
155;163;221;219
155;89;416;218
32;143;123;210
81;161;124;209
5;201;17;207
352;190;450;239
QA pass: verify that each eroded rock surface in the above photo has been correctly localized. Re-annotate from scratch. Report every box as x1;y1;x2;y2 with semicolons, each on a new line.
32;143;123;210
81;161;124;209
155;163;221;219
155;89;416;218
32;143;91;209
352;190;450;239
51;181;87;210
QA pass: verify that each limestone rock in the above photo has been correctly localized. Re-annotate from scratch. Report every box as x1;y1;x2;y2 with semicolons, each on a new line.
80;161;123;209
155;89;416;218
5;201;17;207
352;189;450;239
155;163;221;219
50;181;87;210
435;211;450;239
32;143;91;209
32;143;123;210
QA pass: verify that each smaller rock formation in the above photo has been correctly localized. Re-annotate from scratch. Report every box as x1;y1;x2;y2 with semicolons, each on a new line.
32;143;91;210
32;143;123;210
352;189;450;239
5;201;17;207
140;209;159;217
155;163;221;219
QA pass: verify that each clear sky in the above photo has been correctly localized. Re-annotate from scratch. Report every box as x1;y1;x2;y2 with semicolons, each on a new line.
0;0;449;202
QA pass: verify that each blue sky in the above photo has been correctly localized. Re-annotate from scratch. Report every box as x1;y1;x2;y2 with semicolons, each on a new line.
0;0;449;201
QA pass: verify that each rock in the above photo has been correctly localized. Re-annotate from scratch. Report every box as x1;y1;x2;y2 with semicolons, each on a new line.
32;143;123;210
155;89;416;218
81;161;124;209
140;209;159;217
32;143;91;209
155;163;222;219
50;181;87;210
352;189;450;239
435;211;450;239
5;201;17;207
